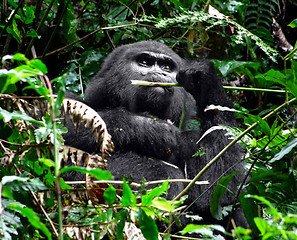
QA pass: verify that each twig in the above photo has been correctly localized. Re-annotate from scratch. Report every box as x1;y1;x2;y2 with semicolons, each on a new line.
40;3;145;59
64;179;209;187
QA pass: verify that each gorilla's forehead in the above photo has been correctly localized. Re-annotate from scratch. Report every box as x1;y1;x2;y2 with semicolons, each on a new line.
138;51;175;62
123;41;183;63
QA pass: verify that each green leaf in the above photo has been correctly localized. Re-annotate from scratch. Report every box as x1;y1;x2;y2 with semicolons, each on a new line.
210;171;239;220
26;28;40;38
23;5;35;24
137;208;159;240
141;181;168;206
60;166;112;180
7;20;21;42
59;177;72;190
240;188;260;237
103;185;116;205
254;217;269;236
3;53;28;62
116;209;128;240
212;60;259;77
29;59;48;74
121;179;136;207
181;224;225;237
0;208;22;238
7;204;52;240
257;69;297;98
288;19;297;28
245;195;278;215
270;138;297;163
1;176;47;192
0;108;43;124
151;197;182;212
39;158;55;168
34;125;51;144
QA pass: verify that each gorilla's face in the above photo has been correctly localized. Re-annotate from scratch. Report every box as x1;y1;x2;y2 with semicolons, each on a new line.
131;51;178;82
128;50;180;114
85;41;188;120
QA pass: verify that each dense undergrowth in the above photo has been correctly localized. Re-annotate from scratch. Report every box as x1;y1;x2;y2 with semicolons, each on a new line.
1;0;297;239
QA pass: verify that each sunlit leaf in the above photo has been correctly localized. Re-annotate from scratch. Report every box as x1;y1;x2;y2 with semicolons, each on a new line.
0;108;43;124
121;179;136;207
7;204;52;240
151;197;182;212
288;19;297;28
103;184;116;205
1;176;47;192
60;166;112;180
182;224;225;237
141;181;168;206
270;138;297;163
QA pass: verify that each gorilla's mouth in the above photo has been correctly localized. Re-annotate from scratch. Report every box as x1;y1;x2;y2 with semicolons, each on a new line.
152;86;173;94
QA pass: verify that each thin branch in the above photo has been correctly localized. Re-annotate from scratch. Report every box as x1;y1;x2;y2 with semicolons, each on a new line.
64;179;209;188
40;3;145;59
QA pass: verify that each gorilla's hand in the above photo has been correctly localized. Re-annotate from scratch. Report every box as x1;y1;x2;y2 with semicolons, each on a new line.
176;60;215;112
177;67;203;98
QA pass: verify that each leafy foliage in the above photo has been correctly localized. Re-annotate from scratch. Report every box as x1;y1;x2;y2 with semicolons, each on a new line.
1;0;297;239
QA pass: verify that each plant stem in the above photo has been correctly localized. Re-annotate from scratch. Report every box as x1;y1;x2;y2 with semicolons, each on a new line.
44;74;63;240
131;80;287;93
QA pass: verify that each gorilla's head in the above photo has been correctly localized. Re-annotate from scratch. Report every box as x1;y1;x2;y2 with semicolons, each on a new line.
85;41;195;124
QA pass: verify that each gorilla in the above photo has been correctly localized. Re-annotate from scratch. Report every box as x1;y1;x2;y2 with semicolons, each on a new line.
64;40;247;229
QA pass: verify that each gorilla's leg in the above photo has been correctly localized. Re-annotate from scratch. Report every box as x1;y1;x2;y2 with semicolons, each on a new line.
107;152;185;199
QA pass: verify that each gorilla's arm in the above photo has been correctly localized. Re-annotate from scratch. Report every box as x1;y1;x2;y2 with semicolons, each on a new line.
177;60;246;217
97;108;181;164
177;60;237;128
63;106;182;164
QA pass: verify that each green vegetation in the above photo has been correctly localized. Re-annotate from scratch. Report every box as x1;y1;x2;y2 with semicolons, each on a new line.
1;0;297;239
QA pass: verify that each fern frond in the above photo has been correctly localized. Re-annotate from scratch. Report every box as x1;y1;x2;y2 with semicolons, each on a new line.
150;8;279;61
245;0;279;47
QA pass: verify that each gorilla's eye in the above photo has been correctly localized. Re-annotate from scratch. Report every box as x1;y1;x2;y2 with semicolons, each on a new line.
138;59;148;67
161;64;172;72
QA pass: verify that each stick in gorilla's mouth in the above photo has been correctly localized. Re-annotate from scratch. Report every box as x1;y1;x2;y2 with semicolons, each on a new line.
131;80;180;87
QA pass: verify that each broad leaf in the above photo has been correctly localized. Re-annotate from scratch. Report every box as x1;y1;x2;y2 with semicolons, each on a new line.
7;204;52;240
60;166;112;180
141;181;168;206
121;179;136;207
137;208;159;240
103;184;116;205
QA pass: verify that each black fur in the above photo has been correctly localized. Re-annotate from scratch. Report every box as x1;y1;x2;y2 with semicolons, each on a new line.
64;40;247;229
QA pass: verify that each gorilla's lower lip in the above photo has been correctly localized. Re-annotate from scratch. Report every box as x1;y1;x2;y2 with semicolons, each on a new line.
151;86;173;94
153;87;166;93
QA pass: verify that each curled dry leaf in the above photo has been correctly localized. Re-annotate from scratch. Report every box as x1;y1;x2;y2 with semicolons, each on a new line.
62;98;114;159
0;94;114;169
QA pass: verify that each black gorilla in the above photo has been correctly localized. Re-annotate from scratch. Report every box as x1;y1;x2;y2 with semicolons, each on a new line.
64;41;247;228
